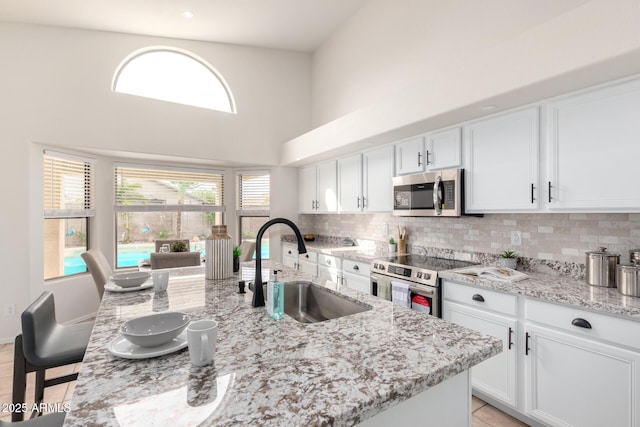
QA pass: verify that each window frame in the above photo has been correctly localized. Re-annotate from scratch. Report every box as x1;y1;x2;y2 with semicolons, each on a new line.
43;150;95;280
112;47;237;113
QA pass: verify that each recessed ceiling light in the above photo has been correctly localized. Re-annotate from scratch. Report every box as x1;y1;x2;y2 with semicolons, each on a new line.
181;10;194;19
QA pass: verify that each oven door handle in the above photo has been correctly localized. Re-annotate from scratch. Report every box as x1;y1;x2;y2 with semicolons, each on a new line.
409;285;436;297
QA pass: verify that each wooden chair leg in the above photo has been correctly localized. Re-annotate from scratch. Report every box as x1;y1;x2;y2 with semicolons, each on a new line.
11;335;26;422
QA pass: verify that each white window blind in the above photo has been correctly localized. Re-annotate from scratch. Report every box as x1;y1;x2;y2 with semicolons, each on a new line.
43;151;95;218
237;171;270;216
114;163;225;212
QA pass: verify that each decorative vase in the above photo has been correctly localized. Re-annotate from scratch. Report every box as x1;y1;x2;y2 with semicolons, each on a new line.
205;225;233;280
233;256;240;273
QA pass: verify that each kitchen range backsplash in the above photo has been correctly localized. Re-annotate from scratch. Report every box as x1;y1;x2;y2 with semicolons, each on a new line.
297;213;640;280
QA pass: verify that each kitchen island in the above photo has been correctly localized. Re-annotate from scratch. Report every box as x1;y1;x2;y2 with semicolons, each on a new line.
63;263;501;426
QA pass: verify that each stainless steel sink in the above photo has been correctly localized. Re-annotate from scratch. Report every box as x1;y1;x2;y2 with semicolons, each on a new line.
283;281;372;323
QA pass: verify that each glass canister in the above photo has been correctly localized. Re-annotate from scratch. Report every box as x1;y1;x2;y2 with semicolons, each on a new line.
205;225;233;280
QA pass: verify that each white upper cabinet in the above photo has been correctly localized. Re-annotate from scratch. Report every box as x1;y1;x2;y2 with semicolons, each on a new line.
299;165;317;214
425;127;462;170
337;145;394;213
298;161;337;214
363;145;394;212
338;153;363;213
547;78;640;211
464;107;540;212
395;136;425;175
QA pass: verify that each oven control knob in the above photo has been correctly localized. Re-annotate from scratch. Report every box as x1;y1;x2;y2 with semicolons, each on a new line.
416;272;422;279
380;265;385;271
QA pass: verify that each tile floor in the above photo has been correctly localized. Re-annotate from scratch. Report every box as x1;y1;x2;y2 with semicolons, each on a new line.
0;342;528;426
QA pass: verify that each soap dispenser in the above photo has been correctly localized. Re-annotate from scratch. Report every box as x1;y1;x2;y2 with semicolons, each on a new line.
267;269;284;320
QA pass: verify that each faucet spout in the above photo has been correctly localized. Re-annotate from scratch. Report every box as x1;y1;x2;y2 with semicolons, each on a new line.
252;218;307;307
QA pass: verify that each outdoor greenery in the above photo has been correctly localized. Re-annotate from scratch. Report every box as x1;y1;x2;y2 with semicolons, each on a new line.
170;240;188;252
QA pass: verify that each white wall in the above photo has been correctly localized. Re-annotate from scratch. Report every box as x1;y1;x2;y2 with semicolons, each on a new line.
282;0;640;164
0;23;312;342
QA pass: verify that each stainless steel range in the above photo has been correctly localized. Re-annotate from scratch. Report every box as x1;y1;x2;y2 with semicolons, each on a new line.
370;255;477;318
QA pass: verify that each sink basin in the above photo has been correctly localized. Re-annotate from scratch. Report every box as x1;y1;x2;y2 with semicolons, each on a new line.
283;281;372;323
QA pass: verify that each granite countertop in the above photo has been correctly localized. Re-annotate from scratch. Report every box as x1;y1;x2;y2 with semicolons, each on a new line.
282;240;386;263
64;263;501;427
440;269;640;321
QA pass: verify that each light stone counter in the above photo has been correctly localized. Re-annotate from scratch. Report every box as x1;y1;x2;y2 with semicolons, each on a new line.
440;269;640;321
64;263;501;426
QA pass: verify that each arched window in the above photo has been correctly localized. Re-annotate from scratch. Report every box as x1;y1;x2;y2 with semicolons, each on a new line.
112;48;236;113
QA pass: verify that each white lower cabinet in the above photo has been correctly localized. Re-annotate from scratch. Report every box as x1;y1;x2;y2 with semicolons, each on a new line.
442;282;518;409
443;302;517;408
525;323;640;427
341;258;371;294
443;279;640;427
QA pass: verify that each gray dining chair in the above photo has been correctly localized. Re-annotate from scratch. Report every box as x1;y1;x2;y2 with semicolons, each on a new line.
11;291;93;421
81;249;112;298
0;411;65;426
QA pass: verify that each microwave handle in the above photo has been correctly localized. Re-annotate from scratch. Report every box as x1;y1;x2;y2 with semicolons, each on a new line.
433;175;442;216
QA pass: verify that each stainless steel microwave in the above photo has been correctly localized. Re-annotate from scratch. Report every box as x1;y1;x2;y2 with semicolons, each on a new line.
393;168;464;217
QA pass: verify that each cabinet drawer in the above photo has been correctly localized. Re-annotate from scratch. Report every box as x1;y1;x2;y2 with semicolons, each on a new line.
526;298;640;350
318;253;342;269
343;258;370;277
299;251;317;263
442;280;517;316
282;244;297;257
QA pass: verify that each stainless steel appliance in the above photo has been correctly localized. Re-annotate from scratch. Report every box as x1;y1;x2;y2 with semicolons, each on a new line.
393;168;464;217
370;255;477;317
585;247;620;288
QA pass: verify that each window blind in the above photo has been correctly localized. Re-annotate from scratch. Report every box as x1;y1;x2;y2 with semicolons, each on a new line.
237;171;270;216
43;151;95;218
114;163;225;212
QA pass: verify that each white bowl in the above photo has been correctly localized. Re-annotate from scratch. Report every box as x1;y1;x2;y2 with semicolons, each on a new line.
120;312;190;348
111;271;151;288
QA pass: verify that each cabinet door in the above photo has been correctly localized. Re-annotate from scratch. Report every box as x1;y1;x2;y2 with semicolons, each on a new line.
317;161;337;213
395;136;425;175
298;259;317;277
299;166;317;213
426;127;462;170
525;324;640;427
443;301;518;408
338;154;363;213
465;107;540;212
363;145;394;212
318;265;340;284
547;78;640;211
342;271;371;294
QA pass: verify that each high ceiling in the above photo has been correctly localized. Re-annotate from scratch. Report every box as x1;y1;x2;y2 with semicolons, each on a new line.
0;0;369;52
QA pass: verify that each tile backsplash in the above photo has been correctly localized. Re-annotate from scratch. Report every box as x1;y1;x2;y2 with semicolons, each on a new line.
298;213;640;266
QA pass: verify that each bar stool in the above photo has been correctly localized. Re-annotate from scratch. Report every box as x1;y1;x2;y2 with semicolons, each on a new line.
0;412;65;426
11;291;93;422
81;249;112;299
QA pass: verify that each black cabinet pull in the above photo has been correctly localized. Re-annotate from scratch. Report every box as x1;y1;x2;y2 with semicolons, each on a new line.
287;250;292;255
353;265;359;271
418;152;422;167
426;150;431;165
531;183;535;204
548;181;552;203
472;294;485;302
525;332;531;356
571;318;592;329
508;327;514;350
305;254;309;259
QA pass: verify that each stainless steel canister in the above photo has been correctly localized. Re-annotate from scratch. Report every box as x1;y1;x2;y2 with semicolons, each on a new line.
616;263;640;297
629;249;640;264
585;247;620;287
616;264;640;297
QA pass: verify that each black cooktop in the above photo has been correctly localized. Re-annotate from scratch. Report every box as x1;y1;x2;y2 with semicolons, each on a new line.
380;255;477;272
